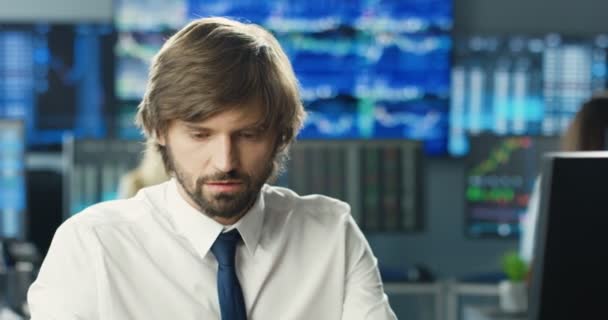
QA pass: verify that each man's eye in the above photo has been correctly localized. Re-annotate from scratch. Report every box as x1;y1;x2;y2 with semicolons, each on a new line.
239;131;261;139
191;132;210;139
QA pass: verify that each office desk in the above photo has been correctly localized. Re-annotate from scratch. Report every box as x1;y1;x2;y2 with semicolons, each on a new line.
384;282;444;320
445;281;501;320
463;306;526;320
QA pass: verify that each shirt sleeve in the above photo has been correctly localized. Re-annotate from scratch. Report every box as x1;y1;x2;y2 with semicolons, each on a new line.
520;176;541;264
27;218;99;320
341;214;397;320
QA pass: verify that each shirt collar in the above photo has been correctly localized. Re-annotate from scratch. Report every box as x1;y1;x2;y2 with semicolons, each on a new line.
166;178;265;258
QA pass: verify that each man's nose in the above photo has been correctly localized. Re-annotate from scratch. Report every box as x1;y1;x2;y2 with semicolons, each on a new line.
212;136;238;173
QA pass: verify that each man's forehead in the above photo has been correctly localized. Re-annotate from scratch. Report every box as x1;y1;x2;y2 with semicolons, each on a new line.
181;104;267;128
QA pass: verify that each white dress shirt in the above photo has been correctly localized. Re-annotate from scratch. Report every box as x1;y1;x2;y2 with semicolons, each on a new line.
28;179;396;320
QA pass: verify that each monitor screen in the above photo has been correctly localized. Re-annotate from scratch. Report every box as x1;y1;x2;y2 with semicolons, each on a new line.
114;31;167;101
0;23;115;148
114;0;453;155
0;119;26;239
186;0;452;29
64;139;144;218
529;152;608;319
277;139;423;232
279;31;451;155
465;135;559;238
450;34;608;156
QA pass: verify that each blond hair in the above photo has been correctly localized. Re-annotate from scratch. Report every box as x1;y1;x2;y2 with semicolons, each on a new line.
117;143;170;198
135;17;306;175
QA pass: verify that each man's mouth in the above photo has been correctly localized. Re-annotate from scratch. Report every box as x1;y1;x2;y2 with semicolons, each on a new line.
205;181;244;192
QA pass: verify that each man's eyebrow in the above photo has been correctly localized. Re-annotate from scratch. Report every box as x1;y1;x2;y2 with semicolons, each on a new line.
183;123;211;130
241;123;267;130
182;122;266;131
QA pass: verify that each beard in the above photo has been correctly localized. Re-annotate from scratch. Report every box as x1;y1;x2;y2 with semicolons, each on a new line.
167;146;274;220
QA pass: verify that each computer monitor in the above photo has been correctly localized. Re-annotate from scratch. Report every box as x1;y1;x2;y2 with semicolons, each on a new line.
464;134;559;238
0;23;114;148
528;151;608;319
280;139;423;232
0;119;26;239
450;34;608;156
114;0;453;155
62;138;144;219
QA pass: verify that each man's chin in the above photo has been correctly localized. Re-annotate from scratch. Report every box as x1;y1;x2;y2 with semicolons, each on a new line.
198;194;242;212
204;203;247;219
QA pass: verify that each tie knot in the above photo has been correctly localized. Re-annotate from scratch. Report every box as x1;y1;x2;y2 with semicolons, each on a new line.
211;229;241;267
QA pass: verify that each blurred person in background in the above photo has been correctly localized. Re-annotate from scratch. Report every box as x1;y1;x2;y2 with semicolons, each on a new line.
117;142;170;198
27;17;396;320
520;92;608;264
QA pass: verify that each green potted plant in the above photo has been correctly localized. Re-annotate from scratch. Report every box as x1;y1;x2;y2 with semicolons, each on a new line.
498;251;529;313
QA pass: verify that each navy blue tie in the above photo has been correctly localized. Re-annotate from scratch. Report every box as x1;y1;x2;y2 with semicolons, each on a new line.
210;229;247;320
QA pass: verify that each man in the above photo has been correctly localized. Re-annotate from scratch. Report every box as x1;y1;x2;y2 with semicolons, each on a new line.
28;17;397;319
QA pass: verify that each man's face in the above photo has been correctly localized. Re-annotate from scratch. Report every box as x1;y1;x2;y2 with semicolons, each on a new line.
159;104;277;224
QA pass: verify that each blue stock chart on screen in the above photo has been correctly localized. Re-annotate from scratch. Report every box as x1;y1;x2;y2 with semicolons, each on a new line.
451;34;608;156
0;120;26;239
114;0;453;155
465;135;559;238
0;24;114;148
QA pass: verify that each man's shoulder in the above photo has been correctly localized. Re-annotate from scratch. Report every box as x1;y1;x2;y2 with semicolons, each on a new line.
262;184;351;221
66;182;167;230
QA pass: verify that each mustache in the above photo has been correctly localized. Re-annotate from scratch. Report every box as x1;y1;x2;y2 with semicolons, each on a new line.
196;170;250;184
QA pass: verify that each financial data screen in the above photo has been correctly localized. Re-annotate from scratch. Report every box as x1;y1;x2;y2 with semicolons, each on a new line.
0;24;114;147
450;34;608;156
114;0;452;155
0;119;26;238
465;135;559;238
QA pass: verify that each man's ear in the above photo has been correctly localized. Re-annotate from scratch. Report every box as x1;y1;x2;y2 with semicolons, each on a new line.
156;130;166;146
273;133;288;153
